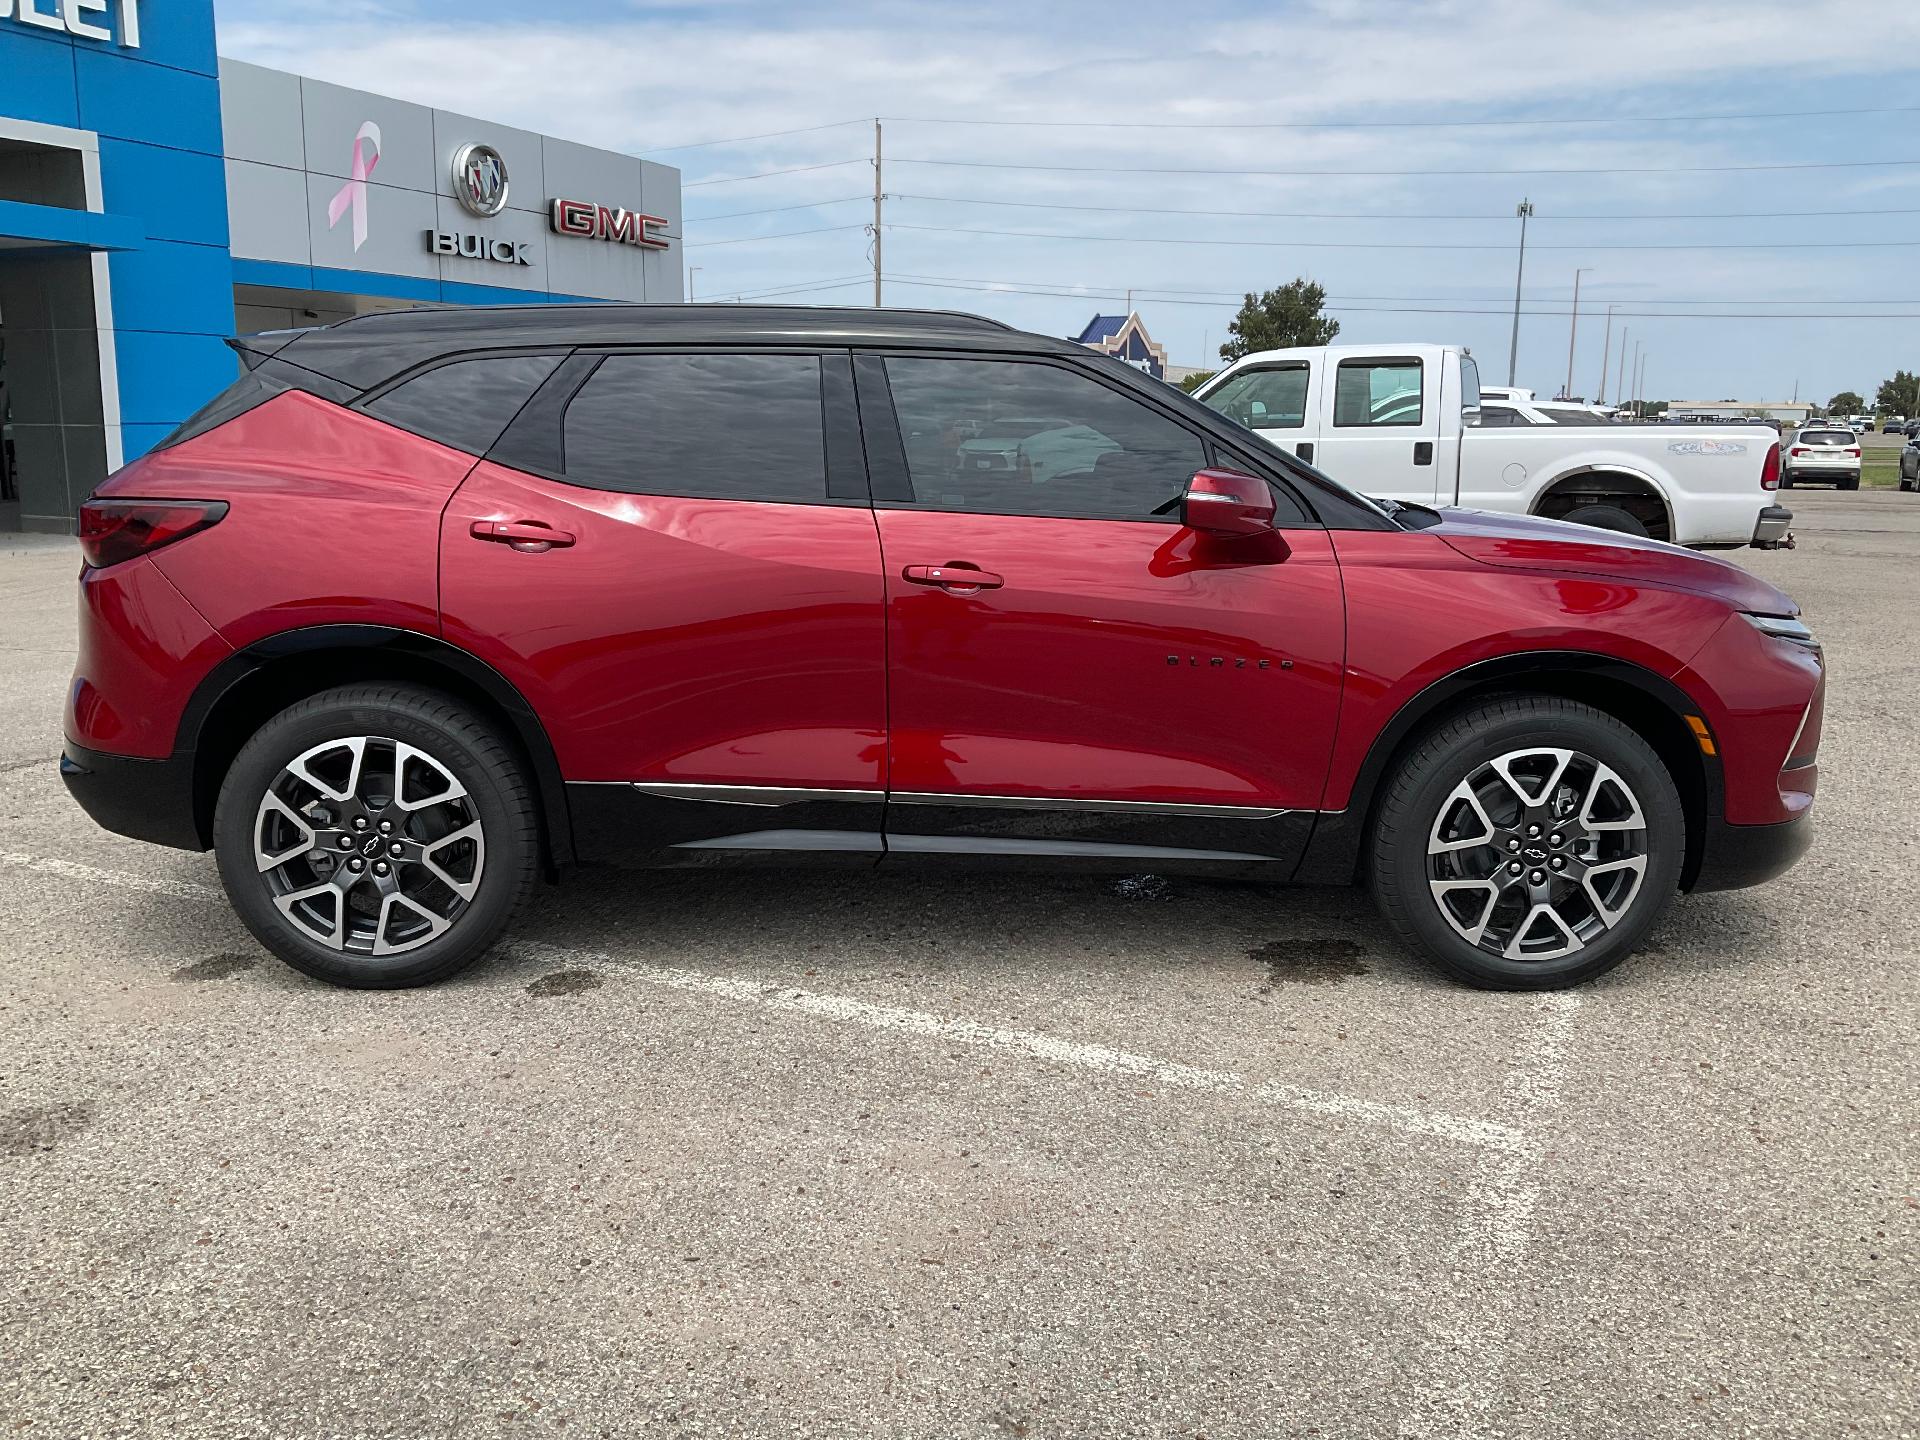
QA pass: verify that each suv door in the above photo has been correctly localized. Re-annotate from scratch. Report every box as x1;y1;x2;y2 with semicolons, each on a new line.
439;348;888;854
1319;354;1443;504
858;352;1345;871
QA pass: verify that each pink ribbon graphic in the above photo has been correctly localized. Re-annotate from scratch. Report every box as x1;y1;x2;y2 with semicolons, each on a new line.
326;121;382;252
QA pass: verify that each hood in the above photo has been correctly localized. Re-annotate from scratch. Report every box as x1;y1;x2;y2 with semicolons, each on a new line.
1425;507;1797;615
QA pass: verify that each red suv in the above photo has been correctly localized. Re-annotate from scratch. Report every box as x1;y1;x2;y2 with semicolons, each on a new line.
62;306;1822;990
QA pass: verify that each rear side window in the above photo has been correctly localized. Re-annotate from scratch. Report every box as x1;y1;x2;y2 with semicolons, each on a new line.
1474;403;1529;427
1200;365;1310;430
1333;359;1423;427
561;353;827;502
363;353;562;455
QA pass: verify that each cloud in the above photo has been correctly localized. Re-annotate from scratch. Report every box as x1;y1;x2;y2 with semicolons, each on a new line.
214;0;1920;394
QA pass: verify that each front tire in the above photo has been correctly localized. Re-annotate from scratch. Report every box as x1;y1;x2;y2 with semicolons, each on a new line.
213;685;538;988
1370;696;1684;989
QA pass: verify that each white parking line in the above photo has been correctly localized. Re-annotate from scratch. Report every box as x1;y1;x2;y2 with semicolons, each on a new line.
1398;990;1582;1439
0;848;1529;1155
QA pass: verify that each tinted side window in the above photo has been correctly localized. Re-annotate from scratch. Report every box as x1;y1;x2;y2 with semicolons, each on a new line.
1333;359;1423;427
1201;365;1310;430
561;353;826;502
363;353;562;455
1474;403;1528;427
882;357;1205;521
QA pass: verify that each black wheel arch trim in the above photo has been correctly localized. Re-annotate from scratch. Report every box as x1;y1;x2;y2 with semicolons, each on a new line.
1296;649;1722;888
174;624;574;868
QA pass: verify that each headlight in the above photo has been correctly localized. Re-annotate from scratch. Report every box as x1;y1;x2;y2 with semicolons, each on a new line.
1741;612;1819;651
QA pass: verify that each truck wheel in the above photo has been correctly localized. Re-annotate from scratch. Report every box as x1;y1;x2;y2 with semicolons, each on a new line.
1370;696;1684;990
213;684;539;989
1557;503;1649;537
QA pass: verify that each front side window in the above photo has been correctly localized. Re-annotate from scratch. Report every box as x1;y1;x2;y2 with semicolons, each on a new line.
1333;358;1423;428
882;357;1205;521
561;353;827;502
1199;364;1310;430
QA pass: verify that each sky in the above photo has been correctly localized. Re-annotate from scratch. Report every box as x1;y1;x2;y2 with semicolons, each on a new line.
216;0;1920;405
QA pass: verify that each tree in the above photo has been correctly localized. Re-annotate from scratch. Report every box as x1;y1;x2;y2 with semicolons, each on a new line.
1874;372;1919;416
1178;370;1217;394
1828;390;1864;415
1220;279;1339;361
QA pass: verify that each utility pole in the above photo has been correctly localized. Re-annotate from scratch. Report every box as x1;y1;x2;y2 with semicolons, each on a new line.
686;266;701;302
1507;198;1534;386
871;119;884;307
1564;267;1592;400
1616;326;1630;410
1597;304;1614;404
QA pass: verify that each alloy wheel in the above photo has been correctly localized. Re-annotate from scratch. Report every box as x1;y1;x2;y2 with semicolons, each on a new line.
1425;746;1649;962
251;735;485;956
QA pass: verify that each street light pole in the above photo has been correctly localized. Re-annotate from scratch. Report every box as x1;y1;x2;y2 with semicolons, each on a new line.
686;266;701;302
1564;267;1592;400
1597;304;1615;405
1507;198;1534;386
1629;339;1641;417
1617;326;1629;410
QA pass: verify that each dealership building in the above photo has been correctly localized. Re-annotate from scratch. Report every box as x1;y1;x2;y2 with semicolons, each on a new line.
0;0;683;531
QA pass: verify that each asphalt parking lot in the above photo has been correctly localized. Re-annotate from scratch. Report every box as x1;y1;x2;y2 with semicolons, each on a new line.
1;490;1914;1439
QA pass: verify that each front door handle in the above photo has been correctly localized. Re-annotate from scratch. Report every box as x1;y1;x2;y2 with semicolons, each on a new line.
903;563;1003;591
470;519;576;551
1413;441;1434;466
1296;442;1315;462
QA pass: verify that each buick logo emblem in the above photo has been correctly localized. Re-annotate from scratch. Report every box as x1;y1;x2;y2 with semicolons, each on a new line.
451;142;509;218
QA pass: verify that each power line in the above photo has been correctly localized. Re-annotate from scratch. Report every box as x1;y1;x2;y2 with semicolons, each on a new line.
685;195;867;223
636;103;1920;155
887;269;1920;307
639;119;869;154
684;223;869;249
721;273;876;301
884;220;1920;252
891;155;1920;177
890;192;1920;224
881;105;1920;132
683;158;868;188
880;277;1920;319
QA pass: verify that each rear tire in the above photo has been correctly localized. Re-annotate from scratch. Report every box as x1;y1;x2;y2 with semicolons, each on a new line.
1840;477;1859;491
1369;696;1684;990
213;685;539;989
1557;503;1650;537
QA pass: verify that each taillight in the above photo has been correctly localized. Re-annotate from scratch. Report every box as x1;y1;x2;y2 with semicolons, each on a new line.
78;499;228;569
1788;446;1806;457
1847;447;1861;458
1760;441;1781;490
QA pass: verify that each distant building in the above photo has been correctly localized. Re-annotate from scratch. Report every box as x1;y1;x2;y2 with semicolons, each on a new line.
1666;401;1814;425
1073;312;1169;380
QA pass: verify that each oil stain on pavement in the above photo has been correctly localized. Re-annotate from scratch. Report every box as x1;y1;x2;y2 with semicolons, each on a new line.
171;953;258;982
525;969;604;998
1;1100;95;1156
1251;936;1371;988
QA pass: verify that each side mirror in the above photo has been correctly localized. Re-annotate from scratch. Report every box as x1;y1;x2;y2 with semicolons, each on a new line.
1181;468;1276;536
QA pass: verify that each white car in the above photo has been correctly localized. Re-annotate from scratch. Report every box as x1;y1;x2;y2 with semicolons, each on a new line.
1475;396;1615;427
1195;342;1793;549
1781;426;1862;490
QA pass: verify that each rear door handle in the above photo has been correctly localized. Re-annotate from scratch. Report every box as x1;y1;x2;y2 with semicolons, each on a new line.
1295;442;1315;462
1413;441;1434;466
903;564;1003;591
470;520;575;550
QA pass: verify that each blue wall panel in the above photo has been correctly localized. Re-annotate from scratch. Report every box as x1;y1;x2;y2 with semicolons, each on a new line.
110;329;236;426
97;138;229;248
74;48;224;153
0;29;82;126
106;237;235;333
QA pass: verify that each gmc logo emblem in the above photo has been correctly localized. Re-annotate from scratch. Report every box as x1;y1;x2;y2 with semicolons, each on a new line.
550;198;671;250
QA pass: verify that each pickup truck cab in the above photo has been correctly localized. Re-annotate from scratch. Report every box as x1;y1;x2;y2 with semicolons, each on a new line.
1195;342;1791;550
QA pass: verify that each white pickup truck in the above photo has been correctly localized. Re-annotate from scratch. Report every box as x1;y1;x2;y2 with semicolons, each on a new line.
1194;342;1793;550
